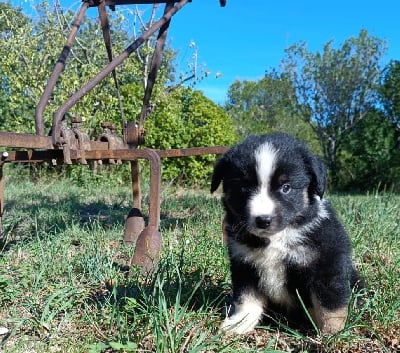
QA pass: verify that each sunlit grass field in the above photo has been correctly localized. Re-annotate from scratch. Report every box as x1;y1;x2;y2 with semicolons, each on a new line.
0;166;399;352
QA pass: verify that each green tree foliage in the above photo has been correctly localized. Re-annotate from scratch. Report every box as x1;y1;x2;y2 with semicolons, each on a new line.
143;87;238;185
225;70;320;153
336;60;400;192
380;60;400;126
0;2;180;136
0;3;28;33
282;29;387;185
0;3;34;131
337;109;400;191
0;2;132;133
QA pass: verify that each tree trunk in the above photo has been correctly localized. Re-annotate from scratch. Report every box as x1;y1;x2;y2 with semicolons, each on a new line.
327;136;337;189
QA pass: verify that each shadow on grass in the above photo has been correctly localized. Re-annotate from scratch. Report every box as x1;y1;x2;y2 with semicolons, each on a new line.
0;191;131;251
86;257;230;323
1;184;216;252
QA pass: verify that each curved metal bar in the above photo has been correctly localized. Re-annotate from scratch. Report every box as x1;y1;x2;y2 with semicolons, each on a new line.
35;2;89;136
68;148;161;228
130;160;141;209
52;0;190;147
129;148;161;271
98;1;126;127
125;148;161;229
138;1;173;128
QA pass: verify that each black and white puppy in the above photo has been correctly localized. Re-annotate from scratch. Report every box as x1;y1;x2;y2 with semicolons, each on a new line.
211;133;363;334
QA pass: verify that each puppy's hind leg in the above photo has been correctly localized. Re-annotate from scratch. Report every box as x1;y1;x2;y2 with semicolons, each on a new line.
221;290;266;334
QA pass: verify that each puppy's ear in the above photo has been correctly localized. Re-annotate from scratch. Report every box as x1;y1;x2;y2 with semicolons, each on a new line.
210;156;226;193
307;154;327;198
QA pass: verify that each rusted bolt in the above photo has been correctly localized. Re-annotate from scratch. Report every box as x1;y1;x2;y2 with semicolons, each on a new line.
71;117;82;123
101;122;113;129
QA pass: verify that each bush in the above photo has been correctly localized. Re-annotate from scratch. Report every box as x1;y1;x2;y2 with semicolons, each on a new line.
143;87;238;185
336;110;400;191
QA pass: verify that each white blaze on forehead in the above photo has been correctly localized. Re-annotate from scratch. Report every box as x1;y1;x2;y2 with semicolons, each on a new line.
248;143;277;217
255;142;277;185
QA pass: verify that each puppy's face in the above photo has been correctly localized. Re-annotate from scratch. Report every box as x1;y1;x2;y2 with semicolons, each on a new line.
211;134;326;237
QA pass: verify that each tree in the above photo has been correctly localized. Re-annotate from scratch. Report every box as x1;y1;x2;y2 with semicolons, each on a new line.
0;3;33;130
225;70;318;151
0;2;28;34
337;109;400;191
282;29;387;185
0;2;122;133
380;60;400;128
0;2;177;135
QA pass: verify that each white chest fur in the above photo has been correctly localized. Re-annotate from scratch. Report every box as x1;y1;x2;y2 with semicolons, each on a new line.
230;228;315;307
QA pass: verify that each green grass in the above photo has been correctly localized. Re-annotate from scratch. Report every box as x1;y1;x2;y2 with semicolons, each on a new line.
0;168;399;352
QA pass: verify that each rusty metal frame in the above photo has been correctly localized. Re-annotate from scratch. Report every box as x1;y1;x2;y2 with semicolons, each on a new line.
0;0;228;271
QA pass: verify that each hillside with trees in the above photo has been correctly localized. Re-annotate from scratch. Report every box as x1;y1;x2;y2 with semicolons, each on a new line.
227;30;400;191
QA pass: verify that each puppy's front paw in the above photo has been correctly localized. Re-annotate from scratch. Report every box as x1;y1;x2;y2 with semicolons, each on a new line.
221;312;260;334
221;292;265;334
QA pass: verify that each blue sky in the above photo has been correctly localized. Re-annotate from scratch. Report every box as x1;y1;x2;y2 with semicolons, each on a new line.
168;0;399;103
10;0;400;104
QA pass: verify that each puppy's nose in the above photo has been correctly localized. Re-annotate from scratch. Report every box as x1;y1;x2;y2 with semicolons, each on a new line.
255;215;272;229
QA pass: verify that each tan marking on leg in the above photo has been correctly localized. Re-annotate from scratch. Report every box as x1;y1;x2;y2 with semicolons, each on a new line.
308;307;316;323
311;293;348;334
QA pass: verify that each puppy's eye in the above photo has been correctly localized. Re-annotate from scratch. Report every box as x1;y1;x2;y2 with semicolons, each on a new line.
281;184;291;194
